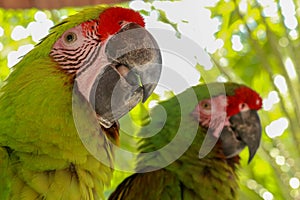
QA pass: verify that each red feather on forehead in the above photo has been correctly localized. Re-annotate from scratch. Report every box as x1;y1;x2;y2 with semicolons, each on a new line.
226;87;262;117
80;7;144;41
97;7;145;41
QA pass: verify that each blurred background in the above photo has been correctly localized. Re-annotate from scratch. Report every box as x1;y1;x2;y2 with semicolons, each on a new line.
1;0;300;199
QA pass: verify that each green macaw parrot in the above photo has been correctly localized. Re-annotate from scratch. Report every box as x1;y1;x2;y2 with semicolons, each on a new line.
109;82;262;200
0;6;161;200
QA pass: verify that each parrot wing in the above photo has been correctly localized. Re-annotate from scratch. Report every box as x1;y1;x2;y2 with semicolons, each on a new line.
109;170;184;200
0;147;11;200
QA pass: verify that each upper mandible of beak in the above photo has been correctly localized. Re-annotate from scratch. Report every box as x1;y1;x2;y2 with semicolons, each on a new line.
89;22;162;128
220;110;262;163
105;22;162;102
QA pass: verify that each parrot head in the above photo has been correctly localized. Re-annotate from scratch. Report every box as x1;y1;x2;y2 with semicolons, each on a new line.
48;6;162;128
192;83;262;163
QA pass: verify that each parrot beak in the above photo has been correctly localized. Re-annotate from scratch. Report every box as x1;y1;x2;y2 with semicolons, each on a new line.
220;110;262;163
90;23;162;128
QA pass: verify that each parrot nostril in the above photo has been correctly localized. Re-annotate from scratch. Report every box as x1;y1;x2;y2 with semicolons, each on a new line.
239;103;249;112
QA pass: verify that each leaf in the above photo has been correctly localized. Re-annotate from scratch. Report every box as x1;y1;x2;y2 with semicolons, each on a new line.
153;7;181;37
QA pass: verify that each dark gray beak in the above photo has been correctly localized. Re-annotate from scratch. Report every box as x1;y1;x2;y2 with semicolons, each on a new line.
90;23;162;128
220;110;262;163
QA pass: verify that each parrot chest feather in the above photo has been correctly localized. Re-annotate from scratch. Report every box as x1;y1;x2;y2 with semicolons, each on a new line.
155;130;239;200
0;60;115;199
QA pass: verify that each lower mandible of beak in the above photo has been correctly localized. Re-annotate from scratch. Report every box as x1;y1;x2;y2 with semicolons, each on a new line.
89;64;144;128
220;110;262;163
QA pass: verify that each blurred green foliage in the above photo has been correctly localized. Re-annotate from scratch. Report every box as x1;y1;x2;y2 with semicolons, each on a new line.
1;1;300;199
0;7;78;82
209;1;300;199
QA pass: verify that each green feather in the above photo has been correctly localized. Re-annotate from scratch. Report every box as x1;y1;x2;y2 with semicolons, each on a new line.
0;6;116;200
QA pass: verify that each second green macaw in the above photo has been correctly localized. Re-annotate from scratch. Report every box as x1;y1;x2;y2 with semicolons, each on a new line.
0;6;161;200
109;82;262;200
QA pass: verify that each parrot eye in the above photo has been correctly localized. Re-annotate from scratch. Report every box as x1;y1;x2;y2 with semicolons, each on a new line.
201;102;211;110
64;32;77;43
